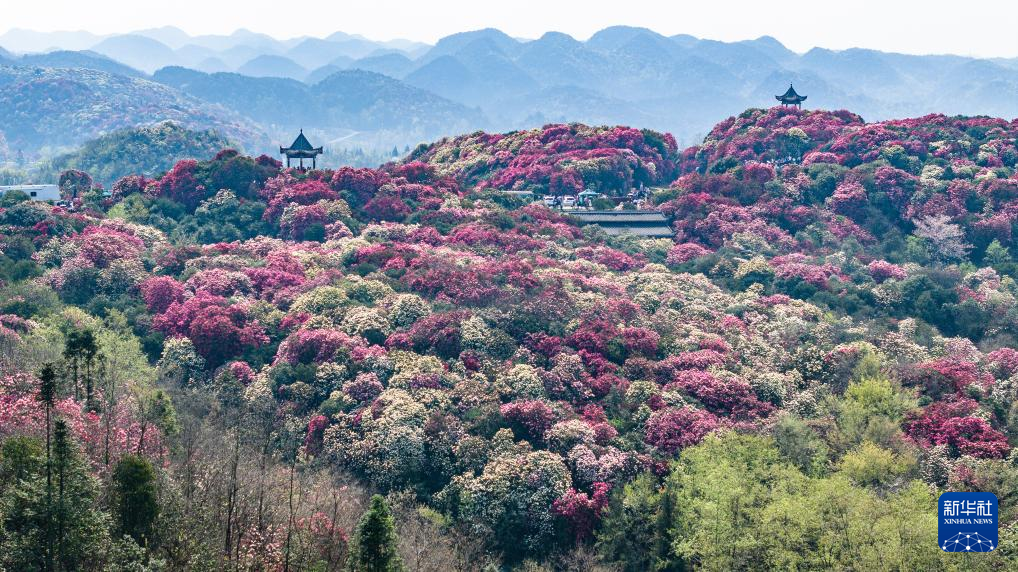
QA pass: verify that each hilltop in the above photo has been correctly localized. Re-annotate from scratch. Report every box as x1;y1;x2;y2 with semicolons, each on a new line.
40;122;236;186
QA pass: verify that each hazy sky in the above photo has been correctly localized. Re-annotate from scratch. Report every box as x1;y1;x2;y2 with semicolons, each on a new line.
4;0;1018;57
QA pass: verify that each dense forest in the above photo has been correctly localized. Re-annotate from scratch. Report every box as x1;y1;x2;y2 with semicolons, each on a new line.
2;109;1018;570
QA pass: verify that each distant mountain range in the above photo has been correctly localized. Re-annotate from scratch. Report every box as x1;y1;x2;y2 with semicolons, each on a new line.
152;67;486;149
0;25;1016;161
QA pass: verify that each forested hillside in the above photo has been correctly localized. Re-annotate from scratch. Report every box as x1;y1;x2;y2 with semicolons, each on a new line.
1;109;1018;570
41;122;235;186
0;65;261;153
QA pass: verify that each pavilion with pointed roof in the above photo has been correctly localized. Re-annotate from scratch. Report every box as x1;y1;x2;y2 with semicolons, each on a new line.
776;84;807;109
280;129;323;170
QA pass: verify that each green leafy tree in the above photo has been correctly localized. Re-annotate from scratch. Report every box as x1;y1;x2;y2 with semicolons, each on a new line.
136;389;178;455
773;414;829;476
834;376;915;450
346;495;406;572
985;238;1011;266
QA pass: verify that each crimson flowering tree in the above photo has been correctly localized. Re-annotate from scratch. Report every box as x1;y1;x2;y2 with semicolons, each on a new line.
157;159;206;210
244;266;306;303
59;169;93;200
153;291;267;367
827;180;868;218
501;400;557;442
900;358;988;399
666;243;711;266
343;373;384;403
72;225;145;268
770;255;842;289
656;350;727;376
872;167;919;212
868;260;907;283
278;203;330;240
987;348;1018;379
402;311;468;359
389;160;435;184
666;370;773;420
549;170;583;195
644;406;722;454
276;328;360;365
903;399;1010;459
740;161;776;185
110;174;151;202
363;195;411;222
331;166;387;209
227;361;256;385
263;179;340;222
620;327;660;358
580;404;619;444
304;414;329;454
185;268;253;297
568;320;620;355
552;482;611;544
139;275;185;313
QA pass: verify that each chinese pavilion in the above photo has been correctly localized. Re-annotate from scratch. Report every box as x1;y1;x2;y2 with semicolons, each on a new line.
776;84;807;108
280;129;323;170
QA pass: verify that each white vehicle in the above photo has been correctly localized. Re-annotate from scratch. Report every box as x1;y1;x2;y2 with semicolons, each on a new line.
543;195;557;207
0;184;60;202
562;196;577;208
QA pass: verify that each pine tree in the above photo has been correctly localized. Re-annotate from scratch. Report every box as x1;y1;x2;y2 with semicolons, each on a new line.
346;495;406;572
63;328;99;410
38;362;58;571
595;473;660;572
654;477;682;571
51;419;110;571
111;455;159;547
0;424;109;572
0;436;48;571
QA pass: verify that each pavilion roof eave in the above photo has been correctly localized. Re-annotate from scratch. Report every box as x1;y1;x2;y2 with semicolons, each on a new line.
280;147;324;158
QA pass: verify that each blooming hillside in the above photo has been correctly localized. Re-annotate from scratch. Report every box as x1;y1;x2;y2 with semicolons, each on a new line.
1;116;1018;569
410;123;679;195
659;109;1018;341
